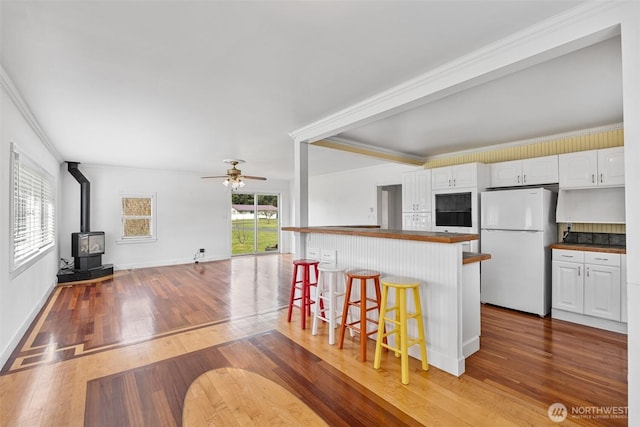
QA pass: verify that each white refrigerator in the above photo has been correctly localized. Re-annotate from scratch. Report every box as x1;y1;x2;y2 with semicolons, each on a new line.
480;188;557;317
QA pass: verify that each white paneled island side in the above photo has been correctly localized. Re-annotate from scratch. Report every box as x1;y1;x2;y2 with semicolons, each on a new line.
282;226;490;376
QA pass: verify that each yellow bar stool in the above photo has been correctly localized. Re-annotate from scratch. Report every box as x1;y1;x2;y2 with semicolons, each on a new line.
373;276;428;385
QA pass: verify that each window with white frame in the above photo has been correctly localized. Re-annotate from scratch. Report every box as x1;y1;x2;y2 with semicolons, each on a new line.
120;194;156;241
11;143;56;273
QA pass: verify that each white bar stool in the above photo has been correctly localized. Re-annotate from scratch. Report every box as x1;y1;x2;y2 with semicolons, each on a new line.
311;250;346;345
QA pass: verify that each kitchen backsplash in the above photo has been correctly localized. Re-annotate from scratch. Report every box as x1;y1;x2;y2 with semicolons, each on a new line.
557;223;625;243
562;231;626;247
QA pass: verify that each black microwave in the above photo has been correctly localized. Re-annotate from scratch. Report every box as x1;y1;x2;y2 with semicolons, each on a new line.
435;192;472;227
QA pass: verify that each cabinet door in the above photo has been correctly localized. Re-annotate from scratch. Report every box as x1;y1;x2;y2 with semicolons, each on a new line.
402;212;416;230
598;147;625;187
491;160;522;187
414;212;432;231
522;155;559;185
415;170;432;211
552;260;584;313
402;173;416;211
584;264;621;321
452;164;476;188
431;167;452;190
559;151;598;188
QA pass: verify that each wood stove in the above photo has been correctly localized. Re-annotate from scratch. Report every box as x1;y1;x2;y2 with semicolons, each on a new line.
57;162;113;284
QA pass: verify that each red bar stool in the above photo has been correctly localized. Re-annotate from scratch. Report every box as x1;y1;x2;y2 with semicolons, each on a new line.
338;269;386;362
287;259;320;329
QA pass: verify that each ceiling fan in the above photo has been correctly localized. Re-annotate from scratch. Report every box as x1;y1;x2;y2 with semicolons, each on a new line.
202;159;266;189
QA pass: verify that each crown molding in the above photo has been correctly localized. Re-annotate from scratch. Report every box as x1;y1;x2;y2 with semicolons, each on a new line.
316;137;425;165
289;1;624;145
424;123;624;162
0;66;63;163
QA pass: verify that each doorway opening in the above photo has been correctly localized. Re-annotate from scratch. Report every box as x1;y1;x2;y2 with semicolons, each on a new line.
231;193;280;256
377;184;402;230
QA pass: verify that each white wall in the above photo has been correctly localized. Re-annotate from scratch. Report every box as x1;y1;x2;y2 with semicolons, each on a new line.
59;164;292;270
0;84;61;367
309;162;418;226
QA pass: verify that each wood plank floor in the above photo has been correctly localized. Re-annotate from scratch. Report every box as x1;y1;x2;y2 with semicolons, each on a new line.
0;255;628;426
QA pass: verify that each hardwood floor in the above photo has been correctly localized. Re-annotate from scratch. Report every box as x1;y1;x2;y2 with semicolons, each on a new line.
0;255;628;426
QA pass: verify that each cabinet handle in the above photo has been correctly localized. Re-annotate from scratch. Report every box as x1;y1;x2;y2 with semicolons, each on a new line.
448;179;452;187
517;175;520;184
592;174;595;183
523;174;527;183
586;267;590;277
594;257;609;261
561;255;574;258
578;266;581;276
600;173;604;183
453;178;456;186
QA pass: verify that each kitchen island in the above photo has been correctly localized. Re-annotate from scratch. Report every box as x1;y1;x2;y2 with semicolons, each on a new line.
282;226;490;376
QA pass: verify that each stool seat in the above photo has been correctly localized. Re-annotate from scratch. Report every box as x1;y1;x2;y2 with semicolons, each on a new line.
318;263;344;273
294;259;320;265
346;269;379;278
338;269;386;362
379;277;420;288
374;276;428;385
287;259;321;329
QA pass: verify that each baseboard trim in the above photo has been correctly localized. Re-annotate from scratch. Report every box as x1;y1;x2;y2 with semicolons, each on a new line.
0;279;57;369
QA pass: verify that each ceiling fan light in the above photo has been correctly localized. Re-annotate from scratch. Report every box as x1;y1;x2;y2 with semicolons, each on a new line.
223;178;230;187
239;180;245;188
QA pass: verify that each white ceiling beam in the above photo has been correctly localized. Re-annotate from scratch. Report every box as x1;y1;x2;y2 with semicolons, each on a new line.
289;1;623;145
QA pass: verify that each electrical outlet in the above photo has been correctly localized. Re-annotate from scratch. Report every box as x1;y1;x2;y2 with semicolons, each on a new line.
199;248;205;253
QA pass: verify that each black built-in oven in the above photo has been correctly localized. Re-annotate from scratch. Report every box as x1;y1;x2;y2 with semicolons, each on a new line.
434;192;472;227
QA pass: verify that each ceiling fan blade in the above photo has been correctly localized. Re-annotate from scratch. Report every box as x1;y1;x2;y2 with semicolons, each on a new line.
241;175;267;180
201;175;229;179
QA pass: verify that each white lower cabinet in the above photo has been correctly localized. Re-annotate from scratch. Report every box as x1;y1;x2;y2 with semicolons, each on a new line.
583;260;620;321
552;249;626;333
553;258;584;313
402;212;432;231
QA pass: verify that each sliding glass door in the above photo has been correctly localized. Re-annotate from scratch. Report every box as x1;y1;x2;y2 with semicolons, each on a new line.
231;193;279;256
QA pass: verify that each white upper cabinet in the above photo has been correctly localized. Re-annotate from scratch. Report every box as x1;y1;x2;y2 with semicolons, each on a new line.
431;163;481;190
559;147;624;189
597;147;625;187
522;156;559;185
402;170;431;212
490;155;558;187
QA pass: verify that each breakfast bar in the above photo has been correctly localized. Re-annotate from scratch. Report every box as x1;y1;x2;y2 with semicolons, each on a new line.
282;226;490;376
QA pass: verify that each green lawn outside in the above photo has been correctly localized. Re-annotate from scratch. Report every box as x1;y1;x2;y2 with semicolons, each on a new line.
232;218;279;255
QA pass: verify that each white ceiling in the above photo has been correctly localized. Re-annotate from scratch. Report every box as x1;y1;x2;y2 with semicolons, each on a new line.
2;0;621;182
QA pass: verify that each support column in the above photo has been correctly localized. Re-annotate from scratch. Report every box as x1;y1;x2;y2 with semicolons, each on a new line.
293;140;309;258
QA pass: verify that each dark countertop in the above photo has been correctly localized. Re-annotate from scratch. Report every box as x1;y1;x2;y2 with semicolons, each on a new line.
281;226;479;244
550;243;626;254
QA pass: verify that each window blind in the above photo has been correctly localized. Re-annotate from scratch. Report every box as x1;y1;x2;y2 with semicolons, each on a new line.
11;144;56;271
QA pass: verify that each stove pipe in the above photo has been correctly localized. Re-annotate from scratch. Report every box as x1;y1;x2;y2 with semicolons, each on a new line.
67;162;90;233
